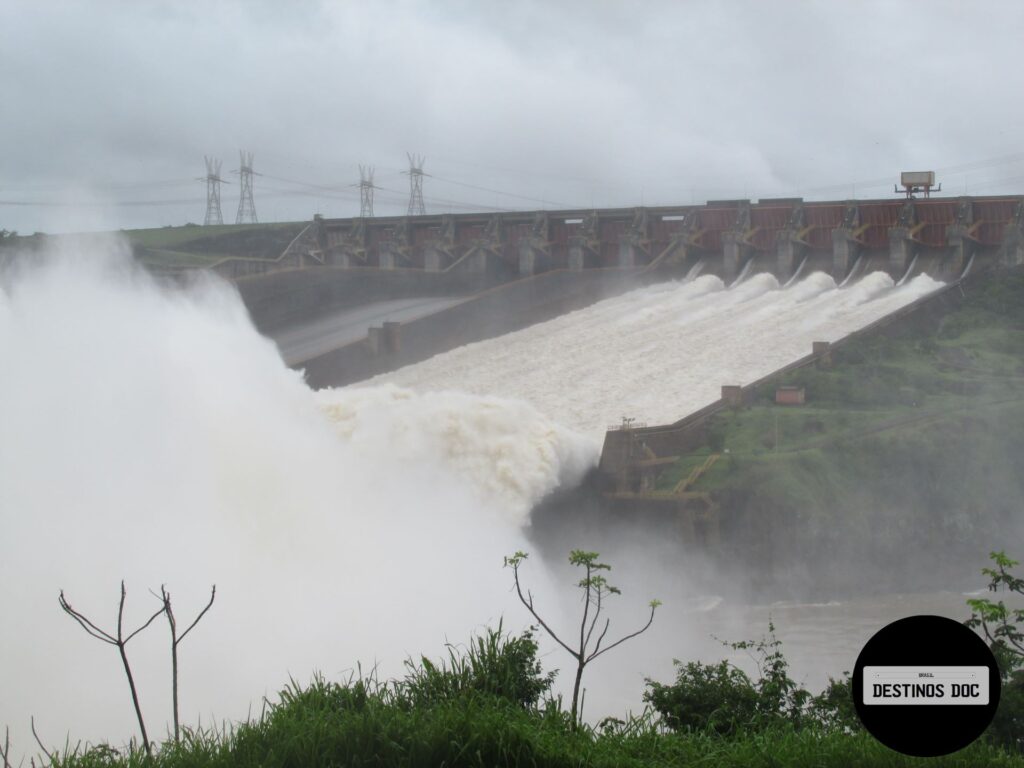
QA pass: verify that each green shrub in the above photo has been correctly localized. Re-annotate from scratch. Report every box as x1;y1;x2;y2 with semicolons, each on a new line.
644;659;759;735
645;622;813;735
399;622;556;710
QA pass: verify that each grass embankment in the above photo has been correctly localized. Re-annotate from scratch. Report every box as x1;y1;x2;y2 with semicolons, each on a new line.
47;668;1023;768
124;222;306;269
656;269;1024;590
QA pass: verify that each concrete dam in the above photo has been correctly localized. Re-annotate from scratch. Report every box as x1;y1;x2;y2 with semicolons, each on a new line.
303;194;1023;282
237;195;1022;405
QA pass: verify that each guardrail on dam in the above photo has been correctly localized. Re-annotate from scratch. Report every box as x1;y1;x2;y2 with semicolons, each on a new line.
311;195;1024;283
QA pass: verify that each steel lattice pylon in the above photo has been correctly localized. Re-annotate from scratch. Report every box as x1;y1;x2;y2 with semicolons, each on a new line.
405;152;426;216
202;156;224;226
359;165;375;218
235;150;258;224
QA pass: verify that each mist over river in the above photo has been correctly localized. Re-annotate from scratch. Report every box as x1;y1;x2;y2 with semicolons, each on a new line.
0;238;973;755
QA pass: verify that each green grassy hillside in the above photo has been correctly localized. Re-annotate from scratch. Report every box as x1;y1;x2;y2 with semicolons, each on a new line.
124;221;307;268
656;268;1024;592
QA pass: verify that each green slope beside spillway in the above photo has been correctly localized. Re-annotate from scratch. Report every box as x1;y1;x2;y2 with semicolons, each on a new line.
655;268;1024;593
124;221;307;269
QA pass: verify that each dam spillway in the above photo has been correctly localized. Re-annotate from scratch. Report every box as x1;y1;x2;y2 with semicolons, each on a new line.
297;195;1024;284
358;270;944;439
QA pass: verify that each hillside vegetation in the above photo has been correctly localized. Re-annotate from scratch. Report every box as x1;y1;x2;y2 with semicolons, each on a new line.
125;221;307;269
658;268;1024;593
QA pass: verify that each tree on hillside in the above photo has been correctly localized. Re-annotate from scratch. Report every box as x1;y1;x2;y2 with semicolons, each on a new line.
967;551;1024;751
504;550;659;726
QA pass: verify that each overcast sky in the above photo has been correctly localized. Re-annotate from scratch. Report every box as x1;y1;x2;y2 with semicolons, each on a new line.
3;0;1024;234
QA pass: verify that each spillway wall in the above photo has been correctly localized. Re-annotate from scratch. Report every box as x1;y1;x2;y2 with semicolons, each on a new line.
299;267;651;389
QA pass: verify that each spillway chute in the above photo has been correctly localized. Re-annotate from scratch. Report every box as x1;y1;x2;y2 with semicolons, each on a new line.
896;254;919;287
729;257;755;288
782;256;808;288
838;256;863;288
960;253;975;280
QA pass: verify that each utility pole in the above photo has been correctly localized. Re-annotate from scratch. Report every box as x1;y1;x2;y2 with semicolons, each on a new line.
404;152;426;216
359;165;375;218
234;150;258;224
201;156;225;226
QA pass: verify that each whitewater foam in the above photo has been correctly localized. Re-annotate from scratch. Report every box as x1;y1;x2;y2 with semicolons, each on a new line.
363;270;944;438
0;241;581;753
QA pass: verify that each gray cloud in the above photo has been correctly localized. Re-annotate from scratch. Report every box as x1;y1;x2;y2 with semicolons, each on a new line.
3;0;1024;233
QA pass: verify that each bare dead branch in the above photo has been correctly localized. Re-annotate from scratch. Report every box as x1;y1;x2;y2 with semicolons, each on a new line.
124;604;168;644
1;725;12;768
58;592;116;645
30;717;52;765
57;583;163;756
177;585;216;643
160;584;217;741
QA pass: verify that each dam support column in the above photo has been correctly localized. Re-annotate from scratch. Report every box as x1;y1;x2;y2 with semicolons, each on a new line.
721;232;745;284
568;244;586;271
946;225;971;276
519;212;549;275
1002;201;1024;267
424;247;445;271
889;201;917;280
832;230;857;282
776;233;803;282
378;248;396;270
1004;230;1024;267
518;241;537;275
464;248;489;273
569;211;600;271
618;240;640;268
888;227;914;280
620;208;649;268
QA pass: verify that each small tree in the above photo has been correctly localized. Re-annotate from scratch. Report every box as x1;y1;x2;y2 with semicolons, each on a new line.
504;550;659;726
159;585;216;742
58;582;165;755
967;551;1024;751
967;551;1024;657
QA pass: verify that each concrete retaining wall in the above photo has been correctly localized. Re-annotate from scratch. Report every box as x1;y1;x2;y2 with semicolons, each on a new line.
235;267;498;333
299;267;652;389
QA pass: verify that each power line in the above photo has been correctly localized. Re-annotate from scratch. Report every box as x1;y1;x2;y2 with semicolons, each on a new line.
429;173;571;208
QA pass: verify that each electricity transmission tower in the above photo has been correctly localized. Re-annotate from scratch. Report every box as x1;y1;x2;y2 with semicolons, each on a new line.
359;165;375;218
234;150;258;224
201;156;225;226
404;153;426;216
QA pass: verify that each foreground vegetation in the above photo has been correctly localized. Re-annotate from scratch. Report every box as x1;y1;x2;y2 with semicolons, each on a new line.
32;624;1024;768
13;551;1024;767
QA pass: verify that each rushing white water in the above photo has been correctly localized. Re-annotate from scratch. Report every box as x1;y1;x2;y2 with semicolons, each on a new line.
366;270;944;438
0;241;587;755
0;239;949;755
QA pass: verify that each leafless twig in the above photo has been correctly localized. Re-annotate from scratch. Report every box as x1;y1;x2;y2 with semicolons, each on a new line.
58;582;165;756
158;585;216;742
30;717;52;765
